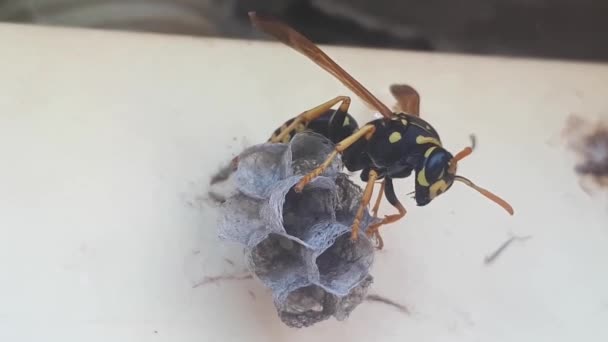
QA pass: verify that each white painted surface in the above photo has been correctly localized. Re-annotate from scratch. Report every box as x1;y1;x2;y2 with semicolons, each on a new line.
0;23;607;342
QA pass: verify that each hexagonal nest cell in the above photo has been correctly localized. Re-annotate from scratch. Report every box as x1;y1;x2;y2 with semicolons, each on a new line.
217;132;378;328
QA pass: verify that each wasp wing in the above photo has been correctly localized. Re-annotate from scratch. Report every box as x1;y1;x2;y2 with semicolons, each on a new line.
249;12;393;119
390;84;420;117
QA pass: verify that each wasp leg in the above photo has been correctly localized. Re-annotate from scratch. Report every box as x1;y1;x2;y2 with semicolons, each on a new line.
270;96;351;143
390;84;420;117
294;124;376;192
351;169;379;241
366;178;407;249
369;179;386;248
371;179;386;217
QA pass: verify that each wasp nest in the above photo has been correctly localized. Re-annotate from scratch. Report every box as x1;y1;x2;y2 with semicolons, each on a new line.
217;132;377;328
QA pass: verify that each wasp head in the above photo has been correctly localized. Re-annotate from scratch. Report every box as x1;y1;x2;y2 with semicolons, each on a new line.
414;147;456;206
414;137;514;215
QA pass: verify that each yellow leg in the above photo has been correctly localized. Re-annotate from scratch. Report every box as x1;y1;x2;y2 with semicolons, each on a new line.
369;179;386;248
351;169;379;241
294;124;376;192
366;202;407;249
270;96;351;143
371;179;386;218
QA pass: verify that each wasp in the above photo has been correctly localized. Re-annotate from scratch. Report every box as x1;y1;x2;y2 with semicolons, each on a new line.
247;12;514;249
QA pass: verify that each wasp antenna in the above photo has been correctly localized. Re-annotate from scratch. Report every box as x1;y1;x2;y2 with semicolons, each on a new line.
453;135;477;163
469;134;477;150
454;176;514;215
453;146;473;163
449;144;473;174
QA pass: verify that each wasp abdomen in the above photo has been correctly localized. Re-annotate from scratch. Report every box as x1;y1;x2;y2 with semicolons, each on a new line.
268;109;359;145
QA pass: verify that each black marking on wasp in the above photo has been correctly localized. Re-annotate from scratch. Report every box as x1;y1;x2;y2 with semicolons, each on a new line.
247;12;514;249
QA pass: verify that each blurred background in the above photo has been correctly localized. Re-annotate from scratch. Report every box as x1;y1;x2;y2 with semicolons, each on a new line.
0;0;607;61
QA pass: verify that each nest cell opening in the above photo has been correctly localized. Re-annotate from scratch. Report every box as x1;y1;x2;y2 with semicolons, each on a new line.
249;233;309;286
282;186;335;241
315;232;374;295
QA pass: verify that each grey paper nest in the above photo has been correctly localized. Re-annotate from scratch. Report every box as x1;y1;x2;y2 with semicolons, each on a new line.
217;132;377;327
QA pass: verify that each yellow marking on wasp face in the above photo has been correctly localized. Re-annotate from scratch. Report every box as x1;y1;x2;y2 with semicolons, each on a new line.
429;180;449;199
424;146;437;158
389;131;402;143
416;135;441;146
401;119;408;126
417;168;429;187
343;116;350;127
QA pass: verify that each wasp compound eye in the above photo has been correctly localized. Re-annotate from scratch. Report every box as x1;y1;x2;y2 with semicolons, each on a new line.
425;148;452;182
217;132;377;328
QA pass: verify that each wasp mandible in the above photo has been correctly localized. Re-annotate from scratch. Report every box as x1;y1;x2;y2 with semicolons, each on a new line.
247;12;514;249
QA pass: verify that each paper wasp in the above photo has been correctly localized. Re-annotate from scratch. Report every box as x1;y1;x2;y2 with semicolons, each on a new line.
247;12;514;249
